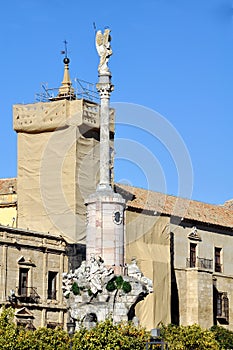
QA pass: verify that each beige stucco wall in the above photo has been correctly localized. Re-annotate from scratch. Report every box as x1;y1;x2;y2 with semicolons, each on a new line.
0;193;17;227
16;127;77;239
126;212;171;329
0;206;17;227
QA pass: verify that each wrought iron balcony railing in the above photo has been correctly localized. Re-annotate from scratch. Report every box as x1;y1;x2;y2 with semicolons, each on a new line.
186;257;213;270
16;287;40;303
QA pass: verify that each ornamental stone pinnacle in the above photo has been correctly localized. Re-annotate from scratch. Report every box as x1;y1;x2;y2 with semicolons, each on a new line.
58;57;75;99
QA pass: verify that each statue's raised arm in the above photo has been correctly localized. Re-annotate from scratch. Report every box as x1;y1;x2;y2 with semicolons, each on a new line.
95;28;112;75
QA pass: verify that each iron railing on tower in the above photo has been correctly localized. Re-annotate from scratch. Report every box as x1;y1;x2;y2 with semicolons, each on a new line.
35;78;99;103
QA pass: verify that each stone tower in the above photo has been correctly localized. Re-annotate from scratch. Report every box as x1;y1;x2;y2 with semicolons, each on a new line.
13;56;115;243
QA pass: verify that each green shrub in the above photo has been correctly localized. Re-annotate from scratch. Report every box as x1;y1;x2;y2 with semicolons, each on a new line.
0;307;19;349
161;324;220;350
210;325;233;350
106;276;131;294
115;276;124;289
71;282;80;295
0;307;70;349
106;279;116;292
33;327;70;350
72;319;149;350
122;281;132;293
4;307;233;350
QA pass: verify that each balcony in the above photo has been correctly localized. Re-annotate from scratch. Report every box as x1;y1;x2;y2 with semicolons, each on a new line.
16;287;40;303
186;257;213;270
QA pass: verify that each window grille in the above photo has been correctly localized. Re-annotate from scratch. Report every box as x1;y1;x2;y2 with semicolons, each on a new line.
217;292;229;323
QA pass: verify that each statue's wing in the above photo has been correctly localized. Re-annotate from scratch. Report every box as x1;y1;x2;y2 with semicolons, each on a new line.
95;30;103;56
103;29;111;47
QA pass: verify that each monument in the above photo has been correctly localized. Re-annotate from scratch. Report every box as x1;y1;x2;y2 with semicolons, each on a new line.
85;28;125;273
63;29;153;329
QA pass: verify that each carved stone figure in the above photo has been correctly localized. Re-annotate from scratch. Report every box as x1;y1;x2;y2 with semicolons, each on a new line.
95;29;112;74
128;258;153;293
62;256;153;329
127;258;142;278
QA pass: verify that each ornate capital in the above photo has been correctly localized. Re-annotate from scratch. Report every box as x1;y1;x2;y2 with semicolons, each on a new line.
96;83;114;99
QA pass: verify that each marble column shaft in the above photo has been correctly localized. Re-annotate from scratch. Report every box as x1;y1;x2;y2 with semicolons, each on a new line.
96;77;114;189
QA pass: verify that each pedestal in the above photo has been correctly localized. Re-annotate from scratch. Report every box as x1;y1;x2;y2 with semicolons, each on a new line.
85;189;125;274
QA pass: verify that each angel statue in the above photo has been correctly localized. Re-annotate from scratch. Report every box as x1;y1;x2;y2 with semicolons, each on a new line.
95;28;112;75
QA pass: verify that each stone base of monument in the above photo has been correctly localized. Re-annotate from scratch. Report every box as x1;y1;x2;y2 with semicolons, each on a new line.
85;189;126;275
62;256;153;330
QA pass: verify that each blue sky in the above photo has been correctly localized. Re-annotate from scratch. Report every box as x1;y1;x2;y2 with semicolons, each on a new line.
1;0;233;205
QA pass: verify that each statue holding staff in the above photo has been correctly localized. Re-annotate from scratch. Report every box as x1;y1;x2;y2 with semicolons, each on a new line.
95;28;112;74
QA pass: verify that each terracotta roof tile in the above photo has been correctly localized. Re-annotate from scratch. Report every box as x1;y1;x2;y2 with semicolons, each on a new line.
1;178;232;229
224;199;233;209
0;178;17;195
116;184;233;229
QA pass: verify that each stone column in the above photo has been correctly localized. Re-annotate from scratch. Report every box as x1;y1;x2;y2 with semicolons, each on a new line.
96;75;114;190
85;29;125;274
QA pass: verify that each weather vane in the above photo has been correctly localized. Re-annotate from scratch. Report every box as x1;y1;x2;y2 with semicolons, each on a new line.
61;40;68;58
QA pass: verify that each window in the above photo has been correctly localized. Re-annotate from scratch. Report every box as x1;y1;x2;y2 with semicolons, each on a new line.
16;320;35;330
217;292;229;323
48;271;57;300
47;322;62;329
215;247;222;272
190;243;196;267
19;268;29;296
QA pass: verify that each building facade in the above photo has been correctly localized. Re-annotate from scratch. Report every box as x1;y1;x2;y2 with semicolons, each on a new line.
1;178;233;330
116;184;233;330
0;54;233;331
0;178;17;227
0;224;68;329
